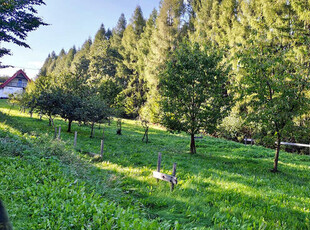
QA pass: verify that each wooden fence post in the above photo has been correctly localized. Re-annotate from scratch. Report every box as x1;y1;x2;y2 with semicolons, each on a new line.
100;140;104;158
58;126;61;139
171;163;177;191
74;131;77;147
157;152;162;183
54;127;57;139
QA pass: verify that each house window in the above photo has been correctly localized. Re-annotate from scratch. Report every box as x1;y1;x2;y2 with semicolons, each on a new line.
18;79;22;87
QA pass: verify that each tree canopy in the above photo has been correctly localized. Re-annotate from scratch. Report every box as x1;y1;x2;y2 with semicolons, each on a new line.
160;41;232;154
0;0;47;67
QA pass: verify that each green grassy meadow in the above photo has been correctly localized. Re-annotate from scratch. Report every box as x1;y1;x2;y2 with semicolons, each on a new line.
0;99;309;229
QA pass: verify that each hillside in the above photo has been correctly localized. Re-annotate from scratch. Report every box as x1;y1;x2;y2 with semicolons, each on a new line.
0;100;309;229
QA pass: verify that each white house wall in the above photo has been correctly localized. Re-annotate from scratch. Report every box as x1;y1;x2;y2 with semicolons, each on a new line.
0;87;23;98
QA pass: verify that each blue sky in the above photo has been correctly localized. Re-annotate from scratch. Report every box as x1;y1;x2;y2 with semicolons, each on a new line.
0;0;160;79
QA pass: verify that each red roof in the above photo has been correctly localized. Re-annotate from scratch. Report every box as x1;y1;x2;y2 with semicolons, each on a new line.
0;69;31;89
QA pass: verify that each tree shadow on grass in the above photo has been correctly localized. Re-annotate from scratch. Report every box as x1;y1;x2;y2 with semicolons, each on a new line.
1;109;310;229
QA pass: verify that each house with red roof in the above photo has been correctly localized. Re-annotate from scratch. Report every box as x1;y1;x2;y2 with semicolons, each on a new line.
0;70;31;99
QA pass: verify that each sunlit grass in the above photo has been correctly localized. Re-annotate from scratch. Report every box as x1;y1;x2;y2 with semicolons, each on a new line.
0;99;310;229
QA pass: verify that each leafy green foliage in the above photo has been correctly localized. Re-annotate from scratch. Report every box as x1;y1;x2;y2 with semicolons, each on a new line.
0;0;47;67
160;41;232;154
36;1;310;156
1;100;310;229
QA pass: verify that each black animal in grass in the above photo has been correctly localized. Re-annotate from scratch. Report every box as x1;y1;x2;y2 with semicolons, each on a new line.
0;200;12;230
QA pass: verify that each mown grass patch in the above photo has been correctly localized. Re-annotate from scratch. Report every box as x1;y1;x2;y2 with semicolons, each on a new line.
0;99;310;229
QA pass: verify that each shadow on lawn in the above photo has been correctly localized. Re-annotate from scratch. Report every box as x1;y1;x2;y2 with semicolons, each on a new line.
1;109;310;229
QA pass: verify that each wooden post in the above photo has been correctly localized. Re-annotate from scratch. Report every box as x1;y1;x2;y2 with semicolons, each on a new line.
58;126;61;139
100;139;104;158
157;152;162;183
142;127;149;143
171;163;177;191
244;136;247;146
74;131;77;147
54;127;57;139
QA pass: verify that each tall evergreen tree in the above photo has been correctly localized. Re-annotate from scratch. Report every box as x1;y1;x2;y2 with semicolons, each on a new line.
39;54;52;76
52;48;67;75
143;0;185;122
137;9;158;120
111;13;127;49
89;24;108;83
70;39;92;75
46;51;58;74
116;6;146;118
64;46;77;70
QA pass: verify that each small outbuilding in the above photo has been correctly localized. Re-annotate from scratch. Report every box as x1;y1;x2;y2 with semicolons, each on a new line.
0;70;31;99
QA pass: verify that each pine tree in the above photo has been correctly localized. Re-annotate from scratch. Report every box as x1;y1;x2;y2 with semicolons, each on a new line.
52;48;67;75
70;39;92;75
46;51;58;74
111;13;127;49
64;46;77;70
110;14;127;85
137;9;158;120
116;6;146;118
89;24;108;83
39;54;52;76
143;0;185;122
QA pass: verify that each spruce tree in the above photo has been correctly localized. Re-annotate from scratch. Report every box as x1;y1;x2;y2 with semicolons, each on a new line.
137;9;158;120
143;0;185;122
64;46;77;70
52;48;67;75
116;6;147;118
70;39;92;75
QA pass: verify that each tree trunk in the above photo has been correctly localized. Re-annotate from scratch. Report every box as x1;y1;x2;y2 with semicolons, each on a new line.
190;133;196;154
90;122;95;138
67;119;72;132
48;116;52;126
272;135;281;172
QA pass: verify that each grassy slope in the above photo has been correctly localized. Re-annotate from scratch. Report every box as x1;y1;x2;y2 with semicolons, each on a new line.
0;99;309;229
